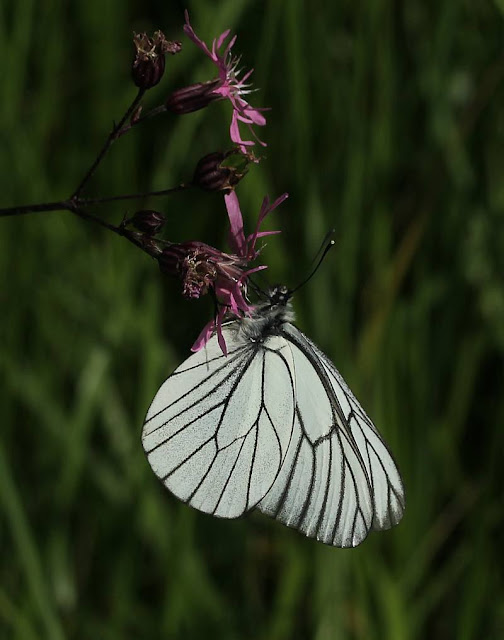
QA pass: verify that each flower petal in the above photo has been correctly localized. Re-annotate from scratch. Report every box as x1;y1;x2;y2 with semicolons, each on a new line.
191;319;215;352
215;308;228;355
225;190;246;256
183;11;213;58
216;29;231;51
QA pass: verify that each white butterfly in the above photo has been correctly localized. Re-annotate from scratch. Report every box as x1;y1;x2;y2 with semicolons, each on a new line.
142;286;405;547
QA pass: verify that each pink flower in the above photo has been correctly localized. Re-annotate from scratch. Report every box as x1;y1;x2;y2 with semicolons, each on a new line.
160;191;288;355
194;190;287;354
183;11;267;154
159;240;263;355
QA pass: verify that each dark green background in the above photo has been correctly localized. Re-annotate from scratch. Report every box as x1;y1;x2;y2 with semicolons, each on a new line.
1;0;503;638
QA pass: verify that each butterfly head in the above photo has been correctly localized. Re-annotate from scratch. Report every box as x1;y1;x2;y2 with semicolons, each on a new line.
267;284;292;309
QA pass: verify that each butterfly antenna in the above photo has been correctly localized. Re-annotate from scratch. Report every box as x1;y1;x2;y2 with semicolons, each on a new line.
309;228;336;268
247;277;262;297
290;238;335;294
247;271;270;300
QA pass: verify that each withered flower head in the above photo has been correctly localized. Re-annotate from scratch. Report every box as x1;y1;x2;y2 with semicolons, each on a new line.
159;241;244;300
132;30;182;89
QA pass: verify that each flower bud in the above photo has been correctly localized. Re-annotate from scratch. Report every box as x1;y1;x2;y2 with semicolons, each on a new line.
132;31;182;89
165;79;221;114
129;209;165;235
192;150;249;192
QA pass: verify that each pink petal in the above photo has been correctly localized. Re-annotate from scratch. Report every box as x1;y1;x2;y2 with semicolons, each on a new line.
235;98;267;126
223;34;237;57
214;84;233;100
183;11;213;59
246;192;288;255
229;285;249;314
248;230;281;240
216;29;231;51
229;111;254;149
191;319;215;352
242;107;267;126
235;118;267;148
242;265;268;276
215;308;228;355
224;190;246;255
239;68;254;84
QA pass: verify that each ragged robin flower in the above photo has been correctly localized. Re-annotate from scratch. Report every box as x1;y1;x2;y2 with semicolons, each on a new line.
159;190;288;355
159;241;261;355
183;11;267;155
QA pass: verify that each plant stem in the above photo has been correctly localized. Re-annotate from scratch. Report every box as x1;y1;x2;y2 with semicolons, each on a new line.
117;104;167;138
71;206;162;258
72;88;146;199
0;184;191;218
77;183;191;206
0;201;73;217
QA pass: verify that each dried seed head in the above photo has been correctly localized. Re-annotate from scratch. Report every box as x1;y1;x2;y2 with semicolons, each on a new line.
132;31;181;89
158;241;246;300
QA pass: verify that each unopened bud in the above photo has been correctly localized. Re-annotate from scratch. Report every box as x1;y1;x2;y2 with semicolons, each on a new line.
132;31;181;89
165;79;221;114
193;150;249;191
129;209;165;235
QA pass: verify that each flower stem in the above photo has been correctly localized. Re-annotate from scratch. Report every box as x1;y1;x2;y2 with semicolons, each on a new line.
0;201;73;217
117;104;167;138
0;184;192;218
71;206;162;258
71;88;146;199
76;183;191;206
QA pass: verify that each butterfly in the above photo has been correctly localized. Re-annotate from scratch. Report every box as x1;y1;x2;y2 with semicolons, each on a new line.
142;285;405;547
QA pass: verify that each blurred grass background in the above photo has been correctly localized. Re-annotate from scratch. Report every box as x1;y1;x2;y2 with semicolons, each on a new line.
1;0;504;638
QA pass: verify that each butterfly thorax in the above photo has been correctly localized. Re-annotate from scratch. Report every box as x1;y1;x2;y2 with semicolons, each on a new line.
238;285;295;343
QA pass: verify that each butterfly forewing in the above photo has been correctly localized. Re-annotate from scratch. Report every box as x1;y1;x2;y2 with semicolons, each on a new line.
142;328;296;519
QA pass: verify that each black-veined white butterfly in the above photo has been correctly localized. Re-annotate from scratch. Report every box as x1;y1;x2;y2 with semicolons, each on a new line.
142;286;405;547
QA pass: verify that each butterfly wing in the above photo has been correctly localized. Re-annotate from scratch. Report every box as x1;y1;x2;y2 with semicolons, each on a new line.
142;326;296;519
257;324;405;547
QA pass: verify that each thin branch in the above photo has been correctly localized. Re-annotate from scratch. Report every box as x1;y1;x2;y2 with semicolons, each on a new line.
76;183;191;207
117;104;168;138
71;206;162;259
0;183;193;218
0;201;72;218
72;88;146;199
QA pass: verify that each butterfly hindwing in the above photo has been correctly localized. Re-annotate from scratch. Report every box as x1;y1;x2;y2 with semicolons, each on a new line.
296;330;406;530
268;324;405;537
258;325;376;547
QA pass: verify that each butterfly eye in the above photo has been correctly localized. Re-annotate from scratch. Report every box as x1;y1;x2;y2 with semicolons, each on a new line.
269;284;291;306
